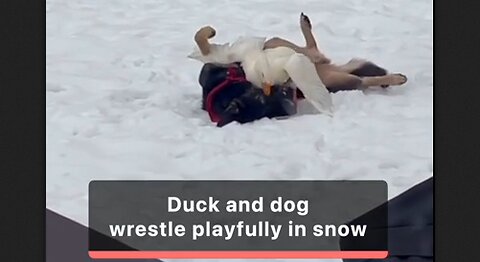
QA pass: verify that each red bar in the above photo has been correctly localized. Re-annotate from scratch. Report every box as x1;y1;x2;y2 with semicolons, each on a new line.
89;251;388;259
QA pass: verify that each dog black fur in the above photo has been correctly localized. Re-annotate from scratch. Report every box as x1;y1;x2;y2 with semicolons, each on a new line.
199;63;297;127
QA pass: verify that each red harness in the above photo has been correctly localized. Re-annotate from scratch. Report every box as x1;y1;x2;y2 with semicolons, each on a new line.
205;67;246;122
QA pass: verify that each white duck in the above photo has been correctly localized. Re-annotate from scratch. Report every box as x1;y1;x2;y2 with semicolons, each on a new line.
241;44;334;116
188;32;333;115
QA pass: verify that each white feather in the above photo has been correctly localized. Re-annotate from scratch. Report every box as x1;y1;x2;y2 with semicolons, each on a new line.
242;46;334;115
283;53;334;115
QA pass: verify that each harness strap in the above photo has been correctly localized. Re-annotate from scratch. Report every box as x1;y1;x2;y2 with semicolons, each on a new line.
205;67;245;122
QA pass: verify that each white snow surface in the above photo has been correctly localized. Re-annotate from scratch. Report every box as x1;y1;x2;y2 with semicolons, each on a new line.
47;0;432;260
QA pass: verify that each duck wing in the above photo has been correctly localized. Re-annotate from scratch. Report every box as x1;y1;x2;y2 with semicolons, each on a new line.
263;47;296;84
284;53;334;115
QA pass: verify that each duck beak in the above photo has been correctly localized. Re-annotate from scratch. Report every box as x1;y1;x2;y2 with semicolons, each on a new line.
262;82;273;96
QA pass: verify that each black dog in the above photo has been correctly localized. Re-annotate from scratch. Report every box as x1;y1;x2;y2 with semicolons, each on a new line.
199;63;297;127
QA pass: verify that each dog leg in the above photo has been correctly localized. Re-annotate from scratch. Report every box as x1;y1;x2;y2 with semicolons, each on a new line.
300;13;330;64
194;26;216;55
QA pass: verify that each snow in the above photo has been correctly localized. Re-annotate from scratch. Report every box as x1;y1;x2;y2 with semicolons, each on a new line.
46;0;432;260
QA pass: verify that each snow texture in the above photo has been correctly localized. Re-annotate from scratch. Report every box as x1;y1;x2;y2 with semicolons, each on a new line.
47;0;432;260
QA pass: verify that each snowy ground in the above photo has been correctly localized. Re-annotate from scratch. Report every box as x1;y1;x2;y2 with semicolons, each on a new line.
47;0;432;260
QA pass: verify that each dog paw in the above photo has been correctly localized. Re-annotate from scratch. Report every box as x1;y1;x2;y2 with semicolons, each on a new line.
195;26;216;40
300;12;312;30
388;73;408;86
